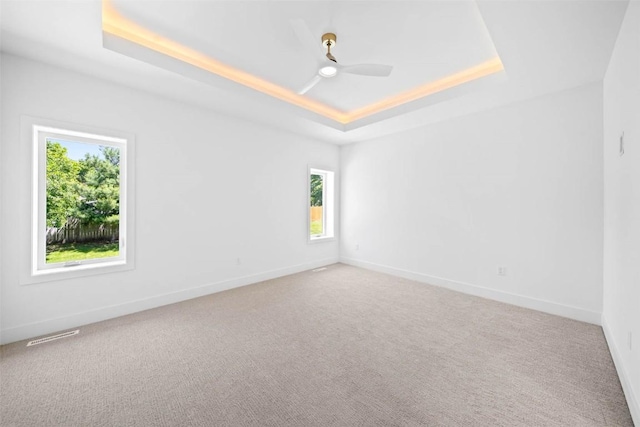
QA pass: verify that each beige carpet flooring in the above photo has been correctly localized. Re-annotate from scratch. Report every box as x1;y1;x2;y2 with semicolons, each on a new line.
0;263;633;426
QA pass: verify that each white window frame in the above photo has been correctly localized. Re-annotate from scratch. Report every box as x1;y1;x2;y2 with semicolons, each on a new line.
23;117;135;284
308;167;335;243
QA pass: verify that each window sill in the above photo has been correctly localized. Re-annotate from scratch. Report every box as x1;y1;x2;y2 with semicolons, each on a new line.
21;260;134;285
308;236;336;244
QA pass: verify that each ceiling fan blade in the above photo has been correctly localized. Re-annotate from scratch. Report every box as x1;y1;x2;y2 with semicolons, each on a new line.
298;75;322;95
340;64;393;77
290;19;323;60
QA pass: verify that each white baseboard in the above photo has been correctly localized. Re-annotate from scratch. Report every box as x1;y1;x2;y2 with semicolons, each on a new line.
0;257;339;345
340;257;601;325
602;314;639;426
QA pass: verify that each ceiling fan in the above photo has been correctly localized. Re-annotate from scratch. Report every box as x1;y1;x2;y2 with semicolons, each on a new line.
291;19;393;95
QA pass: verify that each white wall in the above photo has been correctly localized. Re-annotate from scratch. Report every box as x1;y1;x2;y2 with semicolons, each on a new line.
602;0;640;422
341;82;604;324
0;54;339;344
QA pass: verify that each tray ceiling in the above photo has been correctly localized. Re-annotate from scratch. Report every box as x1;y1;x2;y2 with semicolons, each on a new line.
104;0;504;131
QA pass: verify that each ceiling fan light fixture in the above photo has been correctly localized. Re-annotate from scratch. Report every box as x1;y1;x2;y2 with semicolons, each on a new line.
319;65;338;78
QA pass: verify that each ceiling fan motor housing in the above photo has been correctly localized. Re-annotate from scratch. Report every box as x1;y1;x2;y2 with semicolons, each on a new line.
322;33;336;48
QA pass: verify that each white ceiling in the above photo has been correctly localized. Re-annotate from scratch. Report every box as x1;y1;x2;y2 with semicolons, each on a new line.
0;0;629;144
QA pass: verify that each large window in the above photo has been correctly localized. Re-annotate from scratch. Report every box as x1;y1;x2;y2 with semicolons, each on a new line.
309;167;335;241
30;121;134;279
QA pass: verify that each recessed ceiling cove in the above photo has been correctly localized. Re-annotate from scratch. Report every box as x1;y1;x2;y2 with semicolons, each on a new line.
103;0;504;131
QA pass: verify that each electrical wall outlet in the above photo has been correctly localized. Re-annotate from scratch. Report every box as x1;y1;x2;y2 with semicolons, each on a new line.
497;266;507;276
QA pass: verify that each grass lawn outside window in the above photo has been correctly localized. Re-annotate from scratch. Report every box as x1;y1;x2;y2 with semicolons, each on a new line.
310;220;323;236
46;241;120;264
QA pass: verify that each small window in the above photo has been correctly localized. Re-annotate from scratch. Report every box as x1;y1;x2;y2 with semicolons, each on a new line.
309;167;335;241
29;121;134;280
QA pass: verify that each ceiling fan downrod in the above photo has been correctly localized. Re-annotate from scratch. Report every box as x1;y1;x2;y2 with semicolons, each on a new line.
322;33;337;62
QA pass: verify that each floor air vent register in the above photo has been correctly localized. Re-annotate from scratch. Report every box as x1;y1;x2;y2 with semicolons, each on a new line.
27;330;80;346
